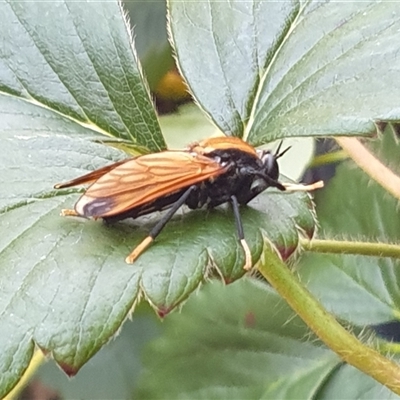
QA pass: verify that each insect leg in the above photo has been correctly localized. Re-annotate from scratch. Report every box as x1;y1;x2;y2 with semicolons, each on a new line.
254;172;286;191
283;180;324;192
125;185;196;264
60;209;80;217
230;195;252;271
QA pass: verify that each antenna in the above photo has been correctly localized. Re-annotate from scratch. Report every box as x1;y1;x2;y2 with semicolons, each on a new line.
275;141;291;159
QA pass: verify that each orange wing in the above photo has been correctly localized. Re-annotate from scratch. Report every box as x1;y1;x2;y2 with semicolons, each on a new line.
54;158;130;189
189;136;257;157
69;151;228;218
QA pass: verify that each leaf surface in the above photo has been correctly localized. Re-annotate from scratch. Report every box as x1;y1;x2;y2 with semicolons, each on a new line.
137;280;398;399
168;1;400;144
299;130;400;326
124;0;174;90
0;0;165;151
37;307;161;400
0;1;321;394
0;101;315;395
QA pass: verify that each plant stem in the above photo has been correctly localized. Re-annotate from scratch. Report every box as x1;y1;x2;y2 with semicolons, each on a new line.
257;247;400;394
310;150;348;167
336;137;400;200
3;350;45;400
300;238;400;259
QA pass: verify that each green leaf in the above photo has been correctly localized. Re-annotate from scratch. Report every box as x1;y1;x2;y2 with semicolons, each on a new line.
0;0;165;151
0;108;315;394
36;305;161;400
138;279;396;399
124;0;174;90
298;130;400;325
318;363;400;400
0;1;318;394
168;1;400;145
299;253;400;326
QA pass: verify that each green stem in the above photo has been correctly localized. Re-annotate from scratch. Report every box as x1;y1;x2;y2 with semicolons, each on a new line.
336;137;400;201
4;350;45;400
301;238;400;259
257;247;400;394
309;150;348;167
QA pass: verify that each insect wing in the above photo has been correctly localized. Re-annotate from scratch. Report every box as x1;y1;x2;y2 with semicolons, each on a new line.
190;136;257;157
54;158;130;189
75;151;228;218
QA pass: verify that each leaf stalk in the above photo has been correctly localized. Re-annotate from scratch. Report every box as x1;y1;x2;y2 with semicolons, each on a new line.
336;137;400;201
257;248;400;394
3;350;45;400
300;238;400;259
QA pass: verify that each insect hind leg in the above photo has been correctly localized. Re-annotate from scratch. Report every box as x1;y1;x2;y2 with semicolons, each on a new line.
126;185;196;264
60;209;80;217
230;195;252;271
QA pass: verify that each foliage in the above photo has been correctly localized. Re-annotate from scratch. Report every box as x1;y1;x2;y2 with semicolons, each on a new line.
1;0;400;398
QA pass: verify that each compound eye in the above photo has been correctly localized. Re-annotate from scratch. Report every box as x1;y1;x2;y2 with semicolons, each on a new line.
261;152;273;172
261;152;279;179
266;154;275;173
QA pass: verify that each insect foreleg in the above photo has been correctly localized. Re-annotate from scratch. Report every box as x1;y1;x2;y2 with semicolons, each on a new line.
125;185;197;264
254;172;286;191
283;181;324;192
230;195;252;271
